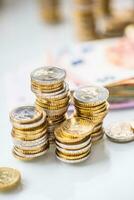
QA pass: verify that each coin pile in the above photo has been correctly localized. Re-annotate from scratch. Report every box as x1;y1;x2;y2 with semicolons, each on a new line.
39;0;61;23
73;0;97;41
31;66;70;143
10;106;49;160
54;117;94;163
73;85;109;143
105;121;134;143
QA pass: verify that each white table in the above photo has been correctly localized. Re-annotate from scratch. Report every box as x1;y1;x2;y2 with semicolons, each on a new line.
1;1;134;200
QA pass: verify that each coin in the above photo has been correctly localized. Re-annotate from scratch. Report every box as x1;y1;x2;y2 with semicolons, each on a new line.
105;122;134;143
31;66;66;85
54;126;85;143
12;111;47;130
61;117;94;138
56;142;92;155
56;149;91;160
0;167;21;191
73;85;109;105
10;106;43;124
56;136;91;149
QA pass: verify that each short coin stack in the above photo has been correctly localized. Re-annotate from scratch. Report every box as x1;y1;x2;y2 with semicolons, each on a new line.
31;66;70;143
10;106;49;160
39;0;61;24
54;117;94;163
73;85;109;143
73;0;97;41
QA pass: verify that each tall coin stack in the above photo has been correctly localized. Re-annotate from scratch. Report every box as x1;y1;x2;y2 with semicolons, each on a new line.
73;0;97;41
73;85;109;143
54;117;94;163
10;106;49;160
39;0;61;23
31;66;70;143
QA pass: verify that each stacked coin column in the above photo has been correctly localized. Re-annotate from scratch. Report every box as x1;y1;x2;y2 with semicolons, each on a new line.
73;0;97;41
73;85;109;143
54;117;94;163
31;66;70;143
10;106;49;161
39;0;61;23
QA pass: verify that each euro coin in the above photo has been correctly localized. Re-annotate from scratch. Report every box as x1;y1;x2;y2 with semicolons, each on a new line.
73;85;109;106
105;122;134;143
61;117;94;138
0;167;21;192
31;66;66;85
10;106;43;124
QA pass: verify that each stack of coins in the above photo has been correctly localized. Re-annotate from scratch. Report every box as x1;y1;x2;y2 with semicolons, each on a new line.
54;117;94;163
73;0;97;41
10;106;49;160
73;85;109;143
31;66;70;143
39;0;61;23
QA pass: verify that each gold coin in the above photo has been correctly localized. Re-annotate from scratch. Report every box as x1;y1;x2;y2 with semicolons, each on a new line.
54;126;86;144
14;143;48;154
74;100;108;110
74;102;109;113
75;113;105;123
31;81;63;89
32;83;64;93
92;134;104;144
56;149;91;160
91;129;103;137
31;80;63;89
12;151;34;161
12;124;47;135
60;117;94;138
0;167;21;191
75;107;108;117
11;129;47;141
36;99;69;110
36;96;69;107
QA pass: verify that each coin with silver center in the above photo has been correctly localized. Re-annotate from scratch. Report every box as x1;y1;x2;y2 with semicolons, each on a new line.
31;66;66;85
74;85;109;105
10;106;42;124
105;122;134;143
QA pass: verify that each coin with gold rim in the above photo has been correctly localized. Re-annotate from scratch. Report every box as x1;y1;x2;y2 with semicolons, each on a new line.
0;167;21;192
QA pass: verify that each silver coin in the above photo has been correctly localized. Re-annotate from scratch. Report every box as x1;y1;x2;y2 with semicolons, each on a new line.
56;137;91;150
74;85;109;105
10;106;42;124
105;122;134;143
56;152;90;163
12;111;47;129
56;143;92;155
31;66;66;85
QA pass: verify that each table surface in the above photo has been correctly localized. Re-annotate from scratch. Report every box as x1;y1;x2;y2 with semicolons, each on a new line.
0;0;134;200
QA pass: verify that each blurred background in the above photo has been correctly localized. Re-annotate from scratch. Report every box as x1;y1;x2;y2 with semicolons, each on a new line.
0;0;134;111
